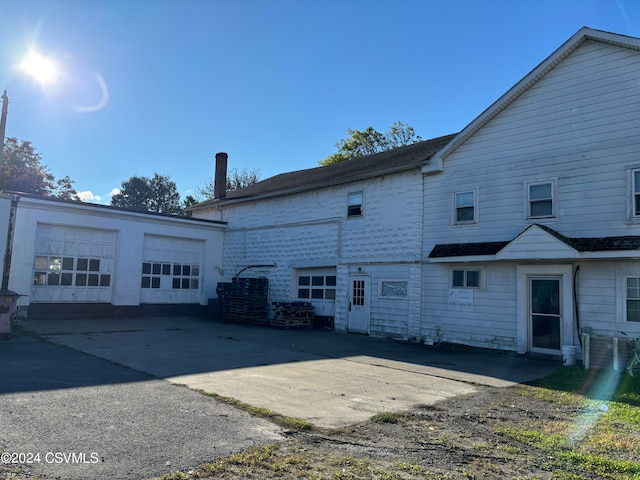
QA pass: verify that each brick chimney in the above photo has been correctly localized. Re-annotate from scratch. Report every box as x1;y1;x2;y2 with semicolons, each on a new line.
214;152;228;199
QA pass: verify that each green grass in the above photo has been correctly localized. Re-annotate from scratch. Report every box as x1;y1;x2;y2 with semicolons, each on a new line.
370;411;407;424
501;366;640;479
193;389;314;431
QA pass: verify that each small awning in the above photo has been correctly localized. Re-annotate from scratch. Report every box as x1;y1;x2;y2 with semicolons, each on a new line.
429;224;640;262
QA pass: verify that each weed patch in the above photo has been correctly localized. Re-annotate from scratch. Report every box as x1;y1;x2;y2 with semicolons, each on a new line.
194;389;314;431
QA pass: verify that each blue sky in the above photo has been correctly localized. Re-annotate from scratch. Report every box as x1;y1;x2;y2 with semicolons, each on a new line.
1;0;639;204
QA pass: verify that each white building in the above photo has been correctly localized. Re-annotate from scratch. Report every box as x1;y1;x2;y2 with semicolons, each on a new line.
190;140;451;338
193;27;640;358
421;27;640;356
1;192;225;318
4;27;640;361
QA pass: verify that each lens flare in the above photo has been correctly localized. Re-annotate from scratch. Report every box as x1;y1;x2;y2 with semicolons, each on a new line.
19;50;59;85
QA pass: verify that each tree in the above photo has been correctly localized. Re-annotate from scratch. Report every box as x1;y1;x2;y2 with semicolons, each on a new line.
196;167;262;201
111;173;183;215
0;137;80;199
320;122;422;166
53;175;79;201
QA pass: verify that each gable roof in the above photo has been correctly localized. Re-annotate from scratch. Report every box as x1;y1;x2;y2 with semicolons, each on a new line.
424;27;640;167
429;224;640;261
192;133;456;209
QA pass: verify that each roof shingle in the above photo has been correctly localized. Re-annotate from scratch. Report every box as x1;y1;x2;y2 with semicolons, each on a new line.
195;133;457;207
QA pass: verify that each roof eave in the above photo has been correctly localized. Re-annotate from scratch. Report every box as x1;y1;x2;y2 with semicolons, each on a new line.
430;27;640;163
193;159;428;209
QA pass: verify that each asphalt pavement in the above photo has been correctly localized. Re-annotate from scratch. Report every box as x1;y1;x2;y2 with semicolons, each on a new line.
0;316;562;479
0;331;283;480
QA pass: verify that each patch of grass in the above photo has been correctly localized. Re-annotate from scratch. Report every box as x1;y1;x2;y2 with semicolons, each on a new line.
526;365;640;407
370;411;407;424
157;472;189;480
393;461;423;473
496;426;640;478
194;389;314;431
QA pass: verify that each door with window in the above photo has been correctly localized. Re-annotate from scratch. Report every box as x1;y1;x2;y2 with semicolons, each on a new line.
347;275;370;334
529;276;562;353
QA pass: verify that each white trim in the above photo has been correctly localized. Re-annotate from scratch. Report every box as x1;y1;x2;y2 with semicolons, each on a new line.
450;266;485;290
347;190;364;218
516;265;574;354
625;276;640;324
453;189;477;225
423;28;640;166
430;250;640;263
525;179;557;220
626;166;640;224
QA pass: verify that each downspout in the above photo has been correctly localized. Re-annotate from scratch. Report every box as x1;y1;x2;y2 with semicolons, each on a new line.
573;264;581;348
2;194;19;291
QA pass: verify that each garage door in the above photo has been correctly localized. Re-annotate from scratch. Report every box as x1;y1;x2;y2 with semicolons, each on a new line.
31;224;116;303
140;234;204;304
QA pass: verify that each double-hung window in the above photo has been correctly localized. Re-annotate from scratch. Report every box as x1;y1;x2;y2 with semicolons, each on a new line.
633;170;640;217
454;191;475;223
347;191;363;217
627;277;640;322
528;181;554;218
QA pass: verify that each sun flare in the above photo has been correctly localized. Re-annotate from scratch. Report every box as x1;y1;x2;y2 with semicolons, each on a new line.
19;50;59;85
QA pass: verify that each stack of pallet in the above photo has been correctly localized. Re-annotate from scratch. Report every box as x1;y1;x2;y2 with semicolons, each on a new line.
215;282;232;321
216;277;269;324
231;277;270;324
271;301;315;329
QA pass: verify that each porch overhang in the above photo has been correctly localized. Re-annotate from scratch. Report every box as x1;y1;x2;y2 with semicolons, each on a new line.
429;224;640;263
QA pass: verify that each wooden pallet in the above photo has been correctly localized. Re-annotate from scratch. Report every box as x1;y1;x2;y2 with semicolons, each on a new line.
271;301;315;329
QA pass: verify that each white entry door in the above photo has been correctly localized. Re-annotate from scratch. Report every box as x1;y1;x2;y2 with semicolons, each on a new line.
347;275;370;334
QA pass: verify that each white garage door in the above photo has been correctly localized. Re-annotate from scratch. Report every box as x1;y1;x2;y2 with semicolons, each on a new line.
141;234;204;304
31;224;116;303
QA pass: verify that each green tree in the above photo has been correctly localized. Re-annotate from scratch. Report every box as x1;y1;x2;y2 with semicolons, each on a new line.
0;137;80;198
196;167;262;201
320;122;422;166
111;173;183;215
53;175;79;201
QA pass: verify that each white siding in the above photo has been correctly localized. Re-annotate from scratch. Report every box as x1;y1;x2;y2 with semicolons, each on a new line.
425;41;640;250
422;40;640;350
194;170;424;338
423;263;518;350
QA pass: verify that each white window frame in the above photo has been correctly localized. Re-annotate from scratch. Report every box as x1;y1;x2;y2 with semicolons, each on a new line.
526;180;556;219
347;191;363;218
453;190;477;225
626;276;640;323
379;280;408;299
628;167;640;223
296;271;337;301
451;267;485;290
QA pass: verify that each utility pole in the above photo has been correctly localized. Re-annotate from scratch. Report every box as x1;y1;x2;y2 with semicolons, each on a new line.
0;90;8;176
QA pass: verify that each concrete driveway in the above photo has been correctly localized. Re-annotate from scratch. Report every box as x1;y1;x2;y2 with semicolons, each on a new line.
18;316;561;428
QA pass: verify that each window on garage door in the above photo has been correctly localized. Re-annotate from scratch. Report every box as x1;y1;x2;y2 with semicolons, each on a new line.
140;261;200;290
141;235;204;304
31;224;116;304
296;268;336;300
33;256;111;287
